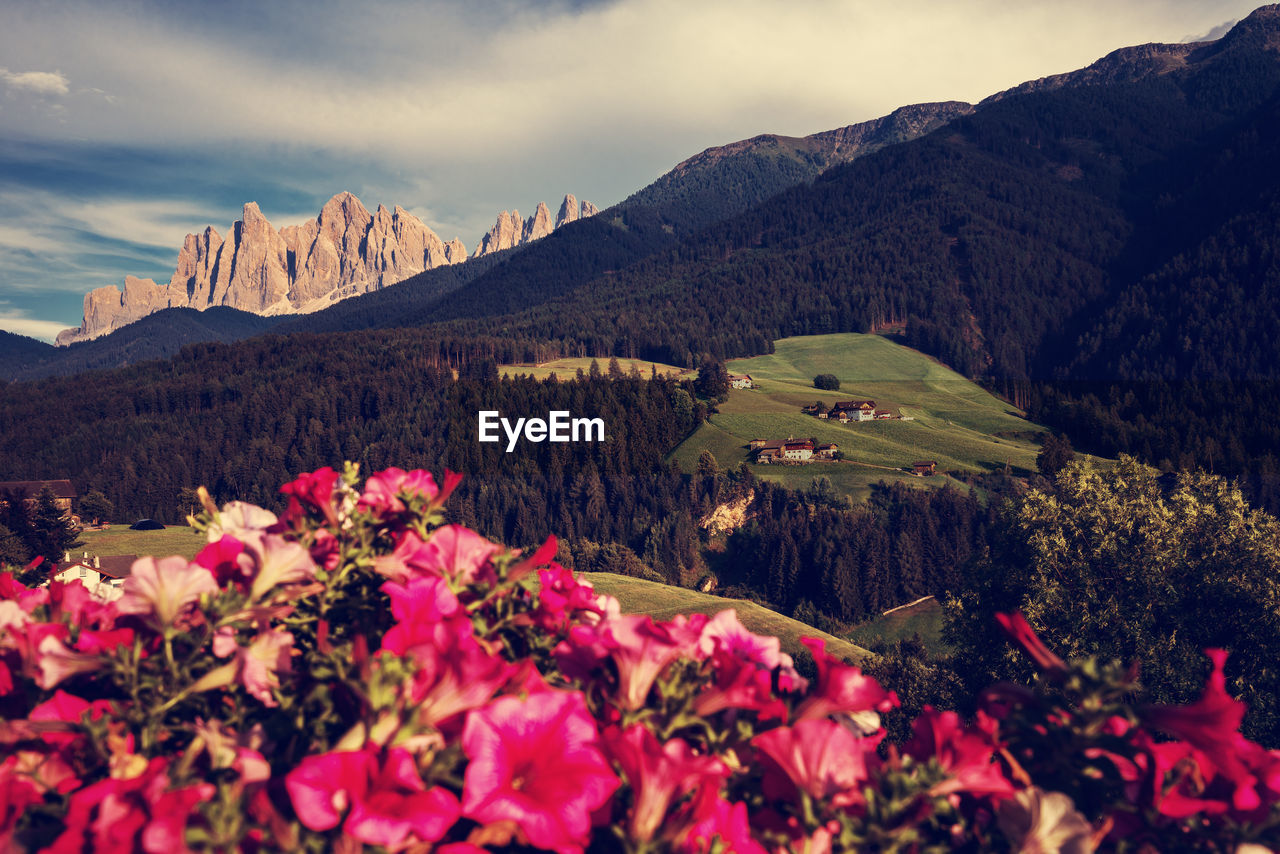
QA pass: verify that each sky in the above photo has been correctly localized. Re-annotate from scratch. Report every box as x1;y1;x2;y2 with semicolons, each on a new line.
0;0;1261;340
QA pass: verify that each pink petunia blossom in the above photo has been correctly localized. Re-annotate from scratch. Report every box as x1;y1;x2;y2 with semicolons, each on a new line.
536;564;605;632
604;724;730;842
603;613;707;710
904;706;1016;800
239;532;319;601
462;690;619;853
359;467;439;518
117;556;218;628
240;627;294;707
753;718;872;808
46;756;213;854
280;466;342;527
692;644;787;720
205;501;278;542
674;796;768;854
698;608;785;668
792;638;897;724
287;747;461;849
286;750;373;831
419;524;502;586
35;634;107;689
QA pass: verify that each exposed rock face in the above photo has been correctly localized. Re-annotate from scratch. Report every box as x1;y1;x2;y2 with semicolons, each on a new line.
58;190;597;344
471;193;599;259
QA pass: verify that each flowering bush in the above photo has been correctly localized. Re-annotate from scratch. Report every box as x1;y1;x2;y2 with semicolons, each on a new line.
2;463;1279;852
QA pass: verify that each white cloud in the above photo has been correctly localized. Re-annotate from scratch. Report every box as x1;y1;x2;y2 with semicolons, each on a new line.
0;68;70;97
0;309;69;341
0;0;1266;322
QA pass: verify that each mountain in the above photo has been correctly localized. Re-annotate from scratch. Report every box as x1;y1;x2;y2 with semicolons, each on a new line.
423;5;1280;379
0;331;54;371
56;191;596;345
472;194;601;257
6;307;281;381
616;101;974;231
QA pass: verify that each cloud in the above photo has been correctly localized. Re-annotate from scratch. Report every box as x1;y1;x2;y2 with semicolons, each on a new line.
0;308;69;341
0;68;70;97
0;0;1265;330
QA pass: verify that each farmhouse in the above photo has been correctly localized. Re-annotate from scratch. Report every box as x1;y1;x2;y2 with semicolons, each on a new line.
52;553;136;600
0;480;76;513
828;401;877;422
913;461;938;476
729;374;754;389
751;438;839;464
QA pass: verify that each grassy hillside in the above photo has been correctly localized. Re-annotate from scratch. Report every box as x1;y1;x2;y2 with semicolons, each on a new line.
582;571;872;664
75;525;203;561
67;527;869;664
846;596;948;657
497;356;690;381
672;333;1047;502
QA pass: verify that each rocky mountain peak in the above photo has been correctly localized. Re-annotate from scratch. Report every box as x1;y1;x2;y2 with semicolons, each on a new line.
58;190;600;344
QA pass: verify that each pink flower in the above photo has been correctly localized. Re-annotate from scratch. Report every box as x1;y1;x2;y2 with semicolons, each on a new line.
604;724;730;842
904;706;1015;800
995;611;1068;678
346;748;460;849
693;644;787;720
675;797;768;854
280;466;342;526
35;634;106;689
288;746;460;849
792;638;897;724
205;501;278;542
421;524;502;585
359;467;439;518
46;756;213;854
462;690;619;853
698;608;785;669
240;628;294;707
287;750;372;831
996;787;1094;854
373;527;501;586
194;535;255;589
1142;649;1246;764
537;564;605;631
753;718;871;808
603;613;707;710
239;532;318;600
117;556;218;628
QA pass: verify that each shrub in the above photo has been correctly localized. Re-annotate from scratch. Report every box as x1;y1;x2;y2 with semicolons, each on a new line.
813;373;840;390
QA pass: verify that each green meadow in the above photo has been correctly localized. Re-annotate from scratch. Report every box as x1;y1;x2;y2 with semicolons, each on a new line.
671;333;1048;502
74;524;204;561
582;572;872;663
497;356;690;381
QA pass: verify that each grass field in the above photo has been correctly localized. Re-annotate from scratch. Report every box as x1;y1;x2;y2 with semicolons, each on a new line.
75;524;203;561
671;334;1048;502
581;572;873;663
845;596;948;657
498;356;690;381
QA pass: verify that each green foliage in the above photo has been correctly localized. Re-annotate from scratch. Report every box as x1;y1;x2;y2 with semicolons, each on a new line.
1035;433;1074;479
694;357;730;401
78;488;114;524
813;373;840;390
0;522;30;568
946;456;1280;745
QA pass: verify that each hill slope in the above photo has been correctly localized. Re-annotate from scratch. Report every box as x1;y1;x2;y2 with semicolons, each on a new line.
671;334;1046;502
